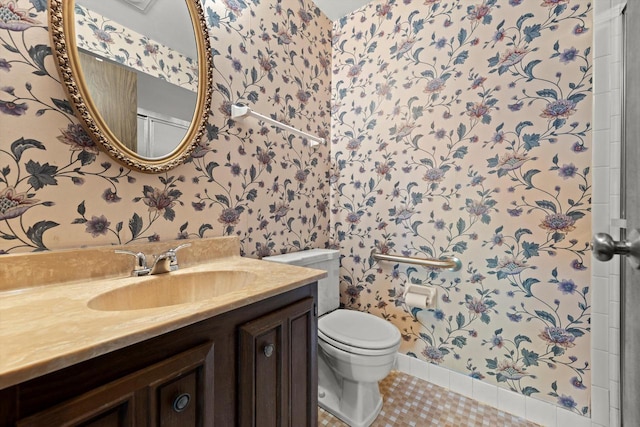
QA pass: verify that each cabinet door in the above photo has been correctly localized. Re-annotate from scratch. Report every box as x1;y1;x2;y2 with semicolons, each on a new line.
17;386;140;427
18;342;214;427
239;297;316;427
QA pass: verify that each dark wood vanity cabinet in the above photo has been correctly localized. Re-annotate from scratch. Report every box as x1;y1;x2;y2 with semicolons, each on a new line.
17;342;214;427
239;297;317;427
0;284;317;427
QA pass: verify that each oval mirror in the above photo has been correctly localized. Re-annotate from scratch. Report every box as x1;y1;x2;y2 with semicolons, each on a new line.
48;0;212;173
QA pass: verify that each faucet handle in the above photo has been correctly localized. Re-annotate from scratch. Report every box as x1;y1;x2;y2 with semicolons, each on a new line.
115;250;149;276
167;243;191;271
169;243;191;253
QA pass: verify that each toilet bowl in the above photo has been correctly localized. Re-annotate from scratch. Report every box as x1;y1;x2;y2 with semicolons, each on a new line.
318;309;401;427
263;249;401;427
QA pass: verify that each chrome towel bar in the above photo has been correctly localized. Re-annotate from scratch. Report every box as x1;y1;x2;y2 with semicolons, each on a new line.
371;250;462;272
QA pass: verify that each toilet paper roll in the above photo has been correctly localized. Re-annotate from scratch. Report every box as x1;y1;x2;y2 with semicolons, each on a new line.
403;285;437;309
405;291;433;309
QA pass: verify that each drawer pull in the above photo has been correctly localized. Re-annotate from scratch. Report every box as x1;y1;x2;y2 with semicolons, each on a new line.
173;393;191;412
263;343;275;358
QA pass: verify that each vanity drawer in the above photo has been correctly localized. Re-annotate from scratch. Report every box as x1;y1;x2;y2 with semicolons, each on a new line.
17;342;214;427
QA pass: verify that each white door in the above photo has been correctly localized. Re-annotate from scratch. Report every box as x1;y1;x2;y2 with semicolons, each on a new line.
592;3;639;426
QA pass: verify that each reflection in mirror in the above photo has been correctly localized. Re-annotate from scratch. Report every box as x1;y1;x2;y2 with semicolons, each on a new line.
74;0;198;159
48;0;212;173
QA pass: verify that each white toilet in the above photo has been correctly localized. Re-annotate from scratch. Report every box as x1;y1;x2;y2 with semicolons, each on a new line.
264;249;401;427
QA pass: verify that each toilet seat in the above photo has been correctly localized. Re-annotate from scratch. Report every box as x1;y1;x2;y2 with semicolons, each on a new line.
318;309;401;356
318;330;399;356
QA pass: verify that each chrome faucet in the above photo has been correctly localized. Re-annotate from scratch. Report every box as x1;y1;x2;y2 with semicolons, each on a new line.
116;243;191;276
149;243;191;274
115;250;150;276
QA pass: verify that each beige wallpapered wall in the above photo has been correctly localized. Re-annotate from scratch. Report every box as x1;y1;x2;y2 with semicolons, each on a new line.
0;0;331;256
331;0;593;416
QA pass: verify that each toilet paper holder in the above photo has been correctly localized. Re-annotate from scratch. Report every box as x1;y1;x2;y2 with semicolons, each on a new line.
403;284;437;309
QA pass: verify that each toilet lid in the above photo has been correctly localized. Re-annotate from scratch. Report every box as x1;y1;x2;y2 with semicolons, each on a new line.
318;309;401;350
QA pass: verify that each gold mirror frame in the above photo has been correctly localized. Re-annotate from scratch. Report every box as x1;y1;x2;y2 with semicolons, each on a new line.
48;0;213;173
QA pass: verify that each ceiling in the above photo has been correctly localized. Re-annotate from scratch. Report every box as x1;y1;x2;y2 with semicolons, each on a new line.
312;0;373;21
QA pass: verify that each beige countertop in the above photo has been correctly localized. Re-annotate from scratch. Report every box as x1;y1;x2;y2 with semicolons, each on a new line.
0;237;325;390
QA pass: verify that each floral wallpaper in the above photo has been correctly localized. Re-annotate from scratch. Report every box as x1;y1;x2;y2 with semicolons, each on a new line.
74;3;199;92
331;0;593;417
0;0;331;256
1;0;594;418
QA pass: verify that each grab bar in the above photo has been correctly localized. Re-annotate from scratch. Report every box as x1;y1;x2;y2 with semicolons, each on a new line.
371;250;462;272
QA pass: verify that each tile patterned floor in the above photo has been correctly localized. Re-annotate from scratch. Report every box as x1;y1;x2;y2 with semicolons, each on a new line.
318;371;540;427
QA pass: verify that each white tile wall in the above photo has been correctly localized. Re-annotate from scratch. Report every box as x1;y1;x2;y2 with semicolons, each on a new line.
429;363;451;389
396;354;601;426
592;349;610;387
558;405;593;427
593;104;612;135
524;392;557;426
409;353;430;382
591;386;611;426
498;387;526;419
395;352;412;373
449;370;473;399
591;1;623;426
609;301;620;329
610;379;620;409
610;89;621;116
471;378;498;408
609;352;620;383
594;27;611;58
609;274;620;302
592;130;610;168
594;57;611;95
591;276;610;314
592;313;608;352
611;408;620;427
591;169;610;205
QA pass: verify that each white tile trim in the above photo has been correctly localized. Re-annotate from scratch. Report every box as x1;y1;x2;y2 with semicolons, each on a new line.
595;3;626;25
395;354;593;426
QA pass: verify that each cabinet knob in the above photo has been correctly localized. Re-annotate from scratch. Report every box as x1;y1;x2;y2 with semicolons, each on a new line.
263;343;275;358
173;393;191;413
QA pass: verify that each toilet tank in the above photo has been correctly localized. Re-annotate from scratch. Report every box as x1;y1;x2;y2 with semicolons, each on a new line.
263;249;340;316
